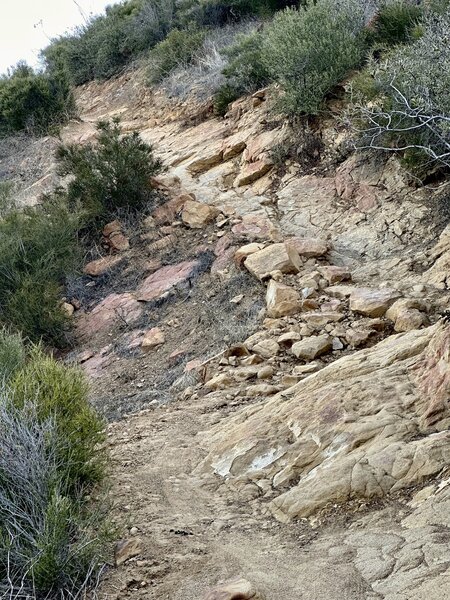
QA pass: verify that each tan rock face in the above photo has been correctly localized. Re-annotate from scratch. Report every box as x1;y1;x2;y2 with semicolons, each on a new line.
198;323;450;520
350;287;402;317
266;280;301;318
234;159;273;187
136;261;199;302
231;215;280;242
291;334;332;360
244;243;302;280
181;200;220;229
203;578;264;600
234;243;265;266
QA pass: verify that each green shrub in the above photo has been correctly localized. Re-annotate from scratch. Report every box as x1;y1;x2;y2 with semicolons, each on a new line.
43;0;176;85
350;10;450;172
11;346;105;487
177;0;297;28
0;62;74;134
222;30;270;92
261;0;368;116
368;0;424;46
0;336;108;598
57;119;163;224
147;26;206;83
0;193;81;345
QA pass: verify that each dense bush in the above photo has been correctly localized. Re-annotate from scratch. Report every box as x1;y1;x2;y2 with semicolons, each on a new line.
368;0;424;46
147;26;206;83
11;346;105;487
177;0;297;27
350;10;450;172
261;0;368;116
57;119;163;223
0;63;74;134
0;335;107;599
0;192;81;345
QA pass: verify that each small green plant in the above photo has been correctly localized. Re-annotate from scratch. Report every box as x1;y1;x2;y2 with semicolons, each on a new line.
213;83;241;115
56;119;164;224
261;0;367;116
0;328;25;381
0;192;81;345
0;180;14;216
147;26;206;83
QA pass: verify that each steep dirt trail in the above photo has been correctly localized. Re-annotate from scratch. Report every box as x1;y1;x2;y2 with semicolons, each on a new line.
55;77;450;599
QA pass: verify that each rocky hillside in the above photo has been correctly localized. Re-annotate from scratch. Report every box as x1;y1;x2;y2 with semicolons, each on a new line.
4;68;450;599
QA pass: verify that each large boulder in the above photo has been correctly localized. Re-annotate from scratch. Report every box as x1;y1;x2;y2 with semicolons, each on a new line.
198;323;450;520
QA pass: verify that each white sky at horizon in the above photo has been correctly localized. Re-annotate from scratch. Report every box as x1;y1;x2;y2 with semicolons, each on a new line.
0;0;122;75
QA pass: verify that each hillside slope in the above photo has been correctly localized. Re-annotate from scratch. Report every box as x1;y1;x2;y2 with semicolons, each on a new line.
4;69;450;599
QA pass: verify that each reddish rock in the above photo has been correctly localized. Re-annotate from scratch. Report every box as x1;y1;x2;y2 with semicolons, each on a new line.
109;232;130;252
210;247;237;276
83;255;124;277
77;293;143;338
102;220;121;237
214;233;235;257
231;214;280;242
184;359;202;373
136;260;199;302
152;194;190;225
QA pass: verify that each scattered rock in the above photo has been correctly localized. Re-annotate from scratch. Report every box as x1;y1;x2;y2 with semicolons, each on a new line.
318;266;352;284
350;288;402;317
244;243;302;280
266;280;301;318
287;237;329;258
234;243;265;266
182;200;220;229
203;578;264;600
252;339;280;359
234;159;273;187
115;538;143;566
291;335;332;360
109;232;130;252
141;327;165;351
83;255;123;277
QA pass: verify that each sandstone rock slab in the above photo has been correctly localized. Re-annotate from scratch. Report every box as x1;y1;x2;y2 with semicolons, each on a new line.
244;243;302;280
137;261;200;302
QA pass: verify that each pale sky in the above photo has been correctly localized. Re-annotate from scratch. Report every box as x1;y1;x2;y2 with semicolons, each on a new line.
0;0;122;75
